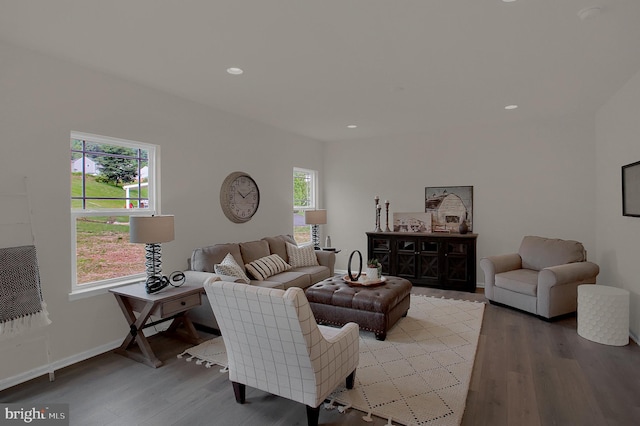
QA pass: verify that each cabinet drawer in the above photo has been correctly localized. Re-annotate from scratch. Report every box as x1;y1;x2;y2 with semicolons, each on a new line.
160;293;201;317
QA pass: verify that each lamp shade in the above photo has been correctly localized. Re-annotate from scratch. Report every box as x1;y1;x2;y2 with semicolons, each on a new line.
304;209;327;225
129;215;175;244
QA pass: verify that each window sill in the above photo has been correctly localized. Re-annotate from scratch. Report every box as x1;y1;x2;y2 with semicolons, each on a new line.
69;277;144;301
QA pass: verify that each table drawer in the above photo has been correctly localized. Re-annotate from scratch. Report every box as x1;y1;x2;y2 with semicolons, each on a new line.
160;293;201;317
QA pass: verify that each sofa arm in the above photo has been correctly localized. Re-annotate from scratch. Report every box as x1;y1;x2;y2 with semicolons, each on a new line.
537;261;599;318
315;250;336;275
538;261;600;289
479;253;522;300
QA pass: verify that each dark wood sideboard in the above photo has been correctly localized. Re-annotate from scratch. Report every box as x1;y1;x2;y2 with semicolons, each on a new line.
366;232;477;292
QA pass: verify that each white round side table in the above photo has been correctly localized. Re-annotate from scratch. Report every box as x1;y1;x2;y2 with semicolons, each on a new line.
577;285;629;346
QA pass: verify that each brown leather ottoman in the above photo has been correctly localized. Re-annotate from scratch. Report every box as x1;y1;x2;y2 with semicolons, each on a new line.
305;275;412;340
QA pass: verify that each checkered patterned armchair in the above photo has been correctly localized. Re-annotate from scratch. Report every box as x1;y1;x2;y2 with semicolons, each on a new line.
204;280;359;426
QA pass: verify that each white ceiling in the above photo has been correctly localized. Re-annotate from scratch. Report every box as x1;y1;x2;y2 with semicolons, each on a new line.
1;0;640;142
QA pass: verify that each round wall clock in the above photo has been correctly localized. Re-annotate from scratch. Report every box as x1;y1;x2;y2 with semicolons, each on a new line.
220;171;260;223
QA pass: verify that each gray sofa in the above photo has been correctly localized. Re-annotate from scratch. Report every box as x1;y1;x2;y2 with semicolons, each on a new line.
183;234;335;329
480;236;599;319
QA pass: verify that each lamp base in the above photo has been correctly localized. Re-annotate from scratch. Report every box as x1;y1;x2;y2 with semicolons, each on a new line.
311;224;320;250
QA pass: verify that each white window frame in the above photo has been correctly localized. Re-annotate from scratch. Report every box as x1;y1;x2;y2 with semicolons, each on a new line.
293;167;318;246
69;131;160;300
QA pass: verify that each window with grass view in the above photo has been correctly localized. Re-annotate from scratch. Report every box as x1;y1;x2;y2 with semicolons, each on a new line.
71;132;157;292
293;168;317;245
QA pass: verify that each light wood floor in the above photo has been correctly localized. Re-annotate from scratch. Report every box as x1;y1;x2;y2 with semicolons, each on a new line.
2;287;639;426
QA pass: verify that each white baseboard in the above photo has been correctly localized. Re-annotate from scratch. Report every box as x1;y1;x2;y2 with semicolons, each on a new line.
0;338;122;392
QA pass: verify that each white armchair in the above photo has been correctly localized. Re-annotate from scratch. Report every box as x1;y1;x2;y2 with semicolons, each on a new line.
480;236;599;319
204;280;359;426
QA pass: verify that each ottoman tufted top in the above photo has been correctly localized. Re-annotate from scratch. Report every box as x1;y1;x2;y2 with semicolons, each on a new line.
305;275;412;313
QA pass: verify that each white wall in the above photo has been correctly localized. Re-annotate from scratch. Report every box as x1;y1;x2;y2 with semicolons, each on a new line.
595;68;640;341
0;41;325;384
324;116;597;278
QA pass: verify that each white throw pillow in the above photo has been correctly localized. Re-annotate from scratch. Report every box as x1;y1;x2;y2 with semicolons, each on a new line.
245;254;292;281
286;242;319;268
214;253;250;284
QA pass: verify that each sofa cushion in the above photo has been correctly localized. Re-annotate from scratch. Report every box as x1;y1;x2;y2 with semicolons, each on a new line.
245;254;292;280
291;265;331;284
191;243;242;272
495;269;538;296
214;253;251;284
264;271;311;289
286;242;319;268
518;236;586;271
239;240;271;264
262;234;297;263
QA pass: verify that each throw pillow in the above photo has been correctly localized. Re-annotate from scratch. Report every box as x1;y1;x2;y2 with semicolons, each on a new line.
214;253;251;284
245;254;292;281
286;242;319;268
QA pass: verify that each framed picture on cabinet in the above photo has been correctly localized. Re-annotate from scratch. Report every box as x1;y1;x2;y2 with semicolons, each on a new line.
425;186;473;233
393;212;432;233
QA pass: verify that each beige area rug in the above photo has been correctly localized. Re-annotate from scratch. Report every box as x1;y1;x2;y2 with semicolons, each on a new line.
178;295;485;425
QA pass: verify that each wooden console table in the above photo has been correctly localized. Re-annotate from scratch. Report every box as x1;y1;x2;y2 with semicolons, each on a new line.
367;231;477;292
110;282;204;368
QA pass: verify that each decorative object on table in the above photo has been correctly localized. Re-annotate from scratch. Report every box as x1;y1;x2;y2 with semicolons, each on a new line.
220;171;260;223
325;235;331;248
342;274;386;286
347;250;363;281
366;258;382;280
425;185;473;233
392;212;432;232
129;215;185;294
622;160;640;217
384;200;391;232
374;195;380;231
304;209;327;249
459;214;469;234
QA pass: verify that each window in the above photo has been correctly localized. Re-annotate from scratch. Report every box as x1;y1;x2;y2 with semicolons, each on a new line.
293;167;317;245
70;131;158;297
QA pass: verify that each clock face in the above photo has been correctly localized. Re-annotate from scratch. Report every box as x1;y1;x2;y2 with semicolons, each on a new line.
221;172;260;223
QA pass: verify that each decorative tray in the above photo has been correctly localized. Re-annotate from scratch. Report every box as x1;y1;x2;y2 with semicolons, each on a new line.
343;274;387;286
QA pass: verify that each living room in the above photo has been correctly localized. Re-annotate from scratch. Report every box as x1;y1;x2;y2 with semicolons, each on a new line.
1;1;640;424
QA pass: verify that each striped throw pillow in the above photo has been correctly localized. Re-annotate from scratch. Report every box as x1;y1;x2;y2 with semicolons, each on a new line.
214;253;251;284
245;254;292;281
285;242;319;268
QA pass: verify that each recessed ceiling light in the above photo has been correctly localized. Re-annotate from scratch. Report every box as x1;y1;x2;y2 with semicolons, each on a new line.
504;104;518;110
226;67;244;75
502;0;517;3
347;124;358;129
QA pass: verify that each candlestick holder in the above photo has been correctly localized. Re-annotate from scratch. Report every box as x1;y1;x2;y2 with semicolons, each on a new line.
375;204;382;232
384;200;391;232
374;196;380;231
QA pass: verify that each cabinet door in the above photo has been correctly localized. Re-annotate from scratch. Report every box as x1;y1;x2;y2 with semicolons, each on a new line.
395;238;417;279
370;236;391;274
417;239;439;282
444;240;469;286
